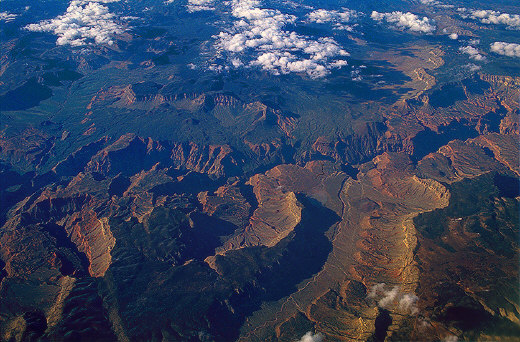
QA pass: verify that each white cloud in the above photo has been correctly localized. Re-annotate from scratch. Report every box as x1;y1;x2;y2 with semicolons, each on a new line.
378;286;400;308
419;0;440;5
371;11;436;33
399;293;419;315
459;45;485;61
187;0;215;12
307;8;358;24
251;51;329;76
465;63;481;72
307;8;361;32
351;67;362;81
212;0;349;77
418;0;454;9
281;0;314;10
368;283;420;315
296;332;324;342
490;42;520;57
443;335;459;342
368;282;386;298
25;0;125;46
449;33;458;40
464;9;520;29
0;12;18;23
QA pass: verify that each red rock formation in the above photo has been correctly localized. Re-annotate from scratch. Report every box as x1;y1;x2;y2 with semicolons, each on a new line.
218;173;302;251
84;134;241;178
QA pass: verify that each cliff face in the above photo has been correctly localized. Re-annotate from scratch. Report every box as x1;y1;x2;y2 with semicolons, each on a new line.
80;134;242;178
311;122;404;165
218;173;303;251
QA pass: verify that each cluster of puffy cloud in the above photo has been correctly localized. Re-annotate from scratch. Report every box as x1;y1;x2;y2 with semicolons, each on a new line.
186;0;215;12
368;283;419;315
490;42;520;57
0;12;18;22
25;0;125;46
295;332;324;342
214;0;349;77
459;45;485;61
371;11;436;33
306;8;360;31
460;9;520;29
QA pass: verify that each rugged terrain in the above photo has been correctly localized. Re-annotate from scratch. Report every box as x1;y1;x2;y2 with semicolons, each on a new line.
1;68;519;341
1;0;520;339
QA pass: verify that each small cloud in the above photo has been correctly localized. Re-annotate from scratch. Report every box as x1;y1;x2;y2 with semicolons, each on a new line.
307;8;359;23
281;0;314;10
371;11;436;33
25;0;126;47
307;8;361;32
187;0;215;12
490;42;520;57
351;68;362;81
459;45;485;61
465;63;481;72
230;57;243;68
296;332;324;342
443;335;459;342
367;282;386;298
449;33;458;39
0;12;18;23
419;0;454;9
368;283;420;315
419;0;440;5
399;293;419;315
378;286;400;308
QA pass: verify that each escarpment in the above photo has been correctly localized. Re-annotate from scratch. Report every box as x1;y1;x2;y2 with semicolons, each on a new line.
82;134;242;178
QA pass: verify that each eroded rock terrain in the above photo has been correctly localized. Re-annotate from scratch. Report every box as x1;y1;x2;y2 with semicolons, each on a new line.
1;70;519;341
